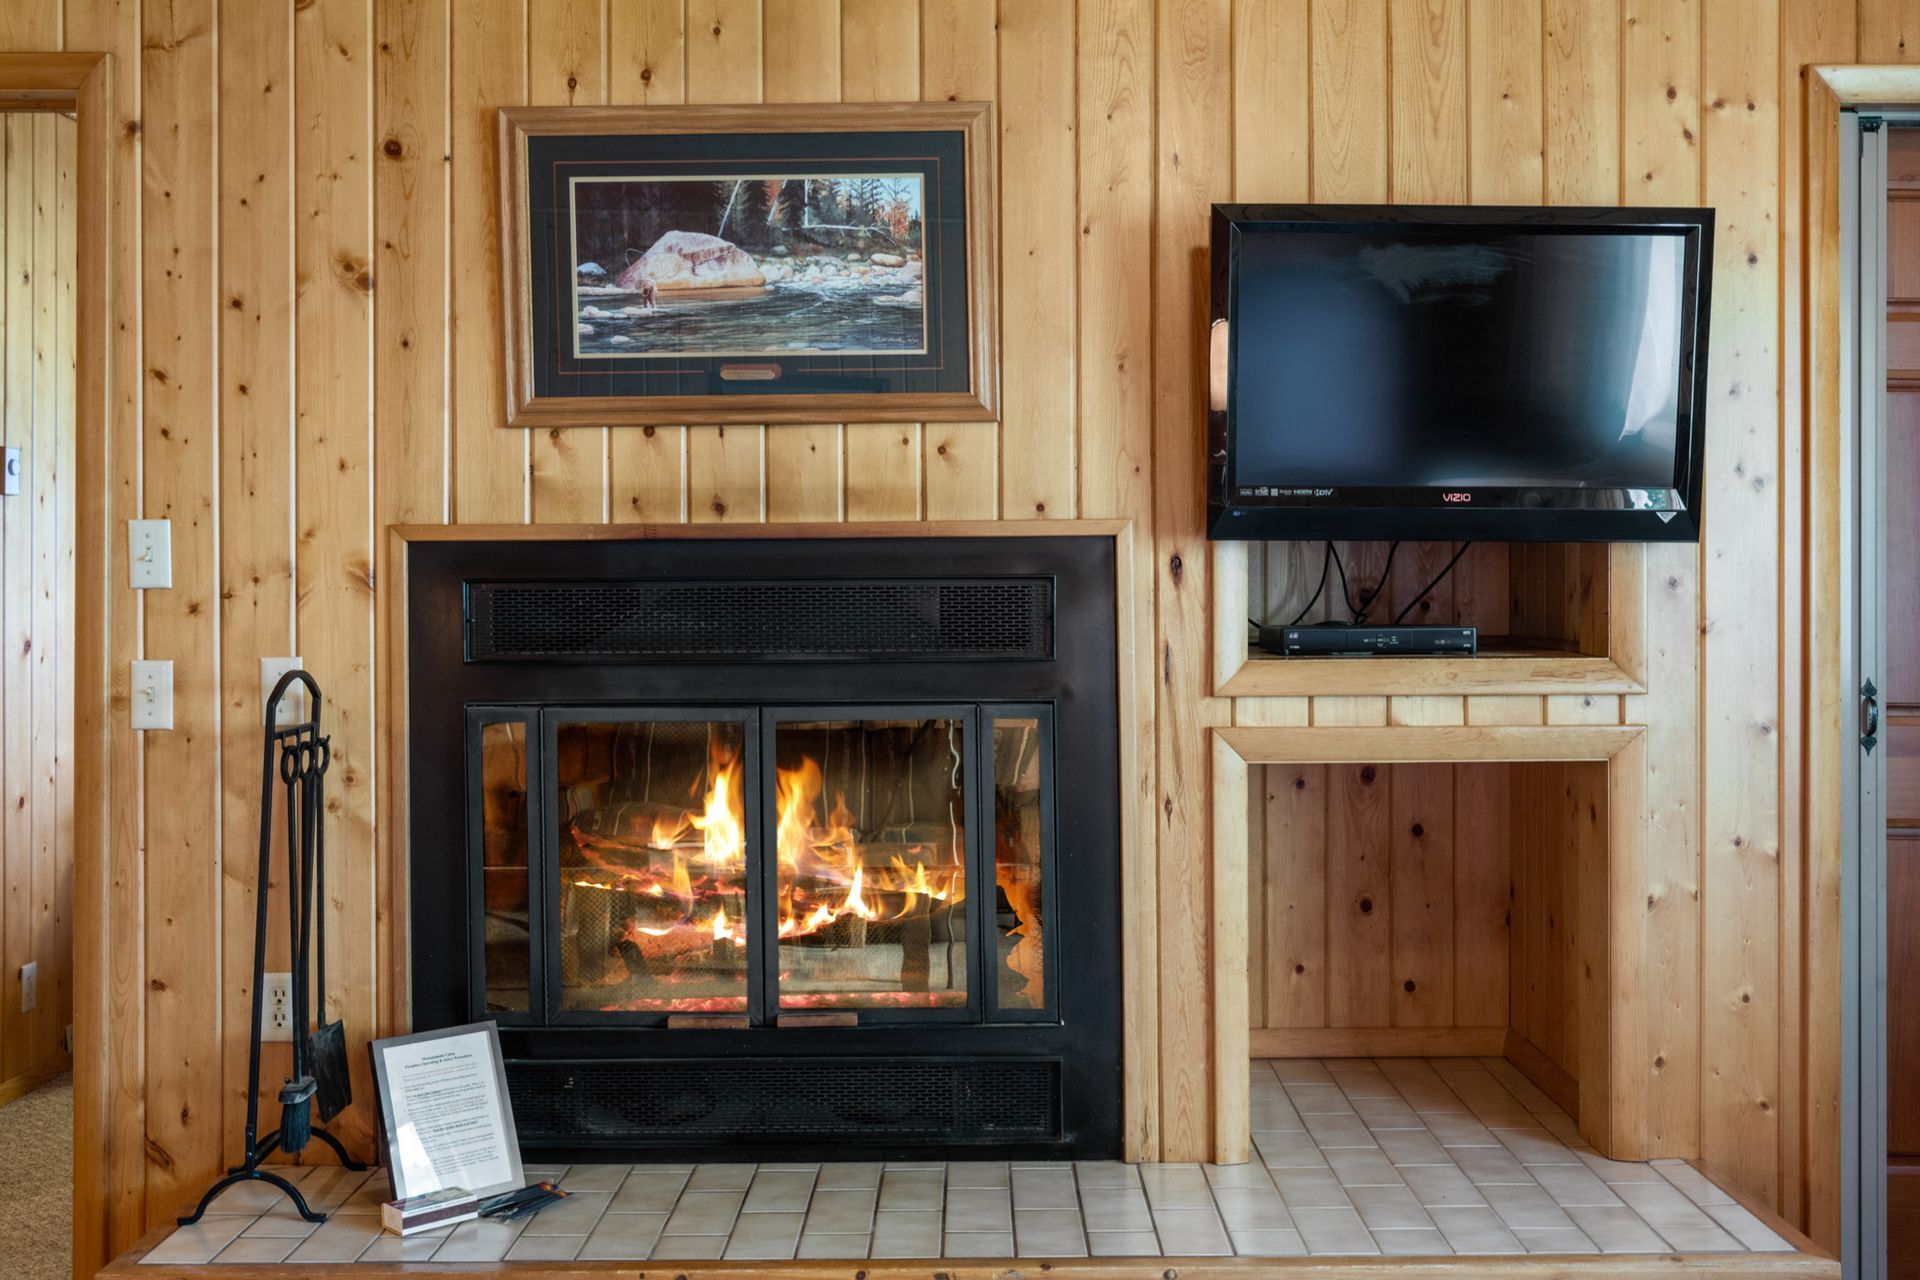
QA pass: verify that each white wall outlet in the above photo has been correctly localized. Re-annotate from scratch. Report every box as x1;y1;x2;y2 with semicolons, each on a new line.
260;657;306;727
130;659;174;730
262;971;294;1042
128;519;172;589
19;961;37;1013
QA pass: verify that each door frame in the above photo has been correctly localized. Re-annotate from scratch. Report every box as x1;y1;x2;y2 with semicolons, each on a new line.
0;51;117;1280
1808;67;1920;1275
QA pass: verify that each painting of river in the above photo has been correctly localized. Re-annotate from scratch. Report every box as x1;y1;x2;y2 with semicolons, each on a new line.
568;173;927;359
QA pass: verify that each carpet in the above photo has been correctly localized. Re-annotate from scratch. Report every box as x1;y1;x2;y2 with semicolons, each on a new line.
0;1075;72;1280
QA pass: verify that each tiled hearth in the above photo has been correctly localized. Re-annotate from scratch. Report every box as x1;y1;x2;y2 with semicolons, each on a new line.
135;1057;1794;1266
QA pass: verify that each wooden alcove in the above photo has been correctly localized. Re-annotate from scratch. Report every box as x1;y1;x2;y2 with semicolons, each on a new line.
1212;723;1653;1163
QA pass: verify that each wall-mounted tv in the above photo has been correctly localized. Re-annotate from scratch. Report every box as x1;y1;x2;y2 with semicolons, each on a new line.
1207;204;1713;542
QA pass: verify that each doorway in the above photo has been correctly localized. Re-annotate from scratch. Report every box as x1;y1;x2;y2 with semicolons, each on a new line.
0;107;78;1280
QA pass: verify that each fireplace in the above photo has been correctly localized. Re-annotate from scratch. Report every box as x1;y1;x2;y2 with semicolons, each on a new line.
406;535;1123;1161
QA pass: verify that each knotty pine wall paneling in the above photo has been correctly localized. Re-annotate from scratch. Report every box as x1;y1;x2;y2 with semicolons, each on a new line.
6;0;1908;1263
0;112;75;1108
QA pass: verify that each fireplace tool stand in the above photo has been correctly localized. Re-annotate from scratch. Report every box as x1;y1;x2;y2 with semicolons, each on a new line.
178;670;366;1226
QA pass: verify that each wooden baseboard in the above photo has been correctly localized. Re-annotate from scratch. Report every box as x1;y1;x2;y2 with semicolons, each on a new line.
1249;1026;1508;1058
0;1052;71;1109
1502;1029;1579;1118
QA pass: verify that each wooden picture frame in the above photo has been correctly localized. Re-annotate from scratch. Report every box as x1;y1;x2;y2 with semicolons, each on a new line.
498;102;999;427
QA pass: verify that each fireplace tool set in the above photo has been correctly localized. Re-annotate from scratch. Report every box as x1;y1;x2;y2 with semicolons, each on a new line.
178;669;365;1226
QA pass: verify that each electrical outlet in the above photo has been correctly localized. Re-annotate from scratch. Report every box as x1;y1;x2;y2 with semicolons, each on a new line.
19;961;37;1013
262;971;293;1042
128;519;173;589
260;657;306;727
131;660;175;731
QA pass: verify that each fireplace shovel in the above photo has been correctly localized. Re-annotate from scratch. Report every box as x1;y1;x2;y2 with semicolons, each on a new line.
303;735;353;1123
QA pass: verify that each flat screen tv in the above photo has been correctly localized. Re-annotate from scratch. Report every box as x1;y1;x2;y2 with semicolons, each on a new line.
1207;204;1713;542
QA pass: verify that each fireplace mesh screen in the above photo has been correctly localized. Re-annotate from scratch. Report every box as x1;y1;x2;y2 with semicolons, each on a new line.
505;1058;1061;1142
467;579;1053;662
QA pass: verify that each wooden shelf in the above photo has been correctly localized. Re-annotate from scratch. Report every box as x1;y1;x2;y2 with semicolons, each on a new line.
1221;649;1641;698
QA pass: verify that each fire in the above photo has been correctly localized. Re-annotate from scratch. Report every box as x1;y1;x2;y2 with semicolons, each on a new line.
578;746;969;954
689;748;745;869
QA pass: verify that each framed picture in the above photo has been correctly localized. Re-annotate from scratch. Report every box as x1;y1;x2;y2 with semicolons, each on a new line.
370;1021;525;1202
499;102;998;427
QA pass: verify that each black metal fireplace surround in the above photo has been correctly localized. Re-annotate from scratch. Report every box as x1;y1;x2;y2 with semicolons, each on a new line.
407;536;1122;1162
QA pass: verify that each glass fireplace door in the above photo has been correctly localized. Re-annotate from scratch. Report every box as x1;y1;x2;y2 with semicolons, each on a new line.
765;709;976;1020
547;710;759;1019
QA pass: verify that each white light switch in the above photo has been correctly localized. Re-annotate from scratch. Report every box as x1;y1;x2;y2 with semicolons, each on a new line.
19;961;37;1013
260;657;306;727
128;519;172;589
131;660;174;730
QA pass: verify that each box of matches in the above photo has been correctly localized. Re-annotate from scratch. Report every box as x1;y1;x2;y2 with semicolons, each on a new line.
381;1187;480;1236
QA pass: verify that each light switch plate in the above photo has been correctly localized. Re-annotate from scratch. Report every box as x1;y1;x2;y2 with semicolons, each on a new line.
2;446;19;497
20;961;37;1013
131;659;174;730
128;519;172;589
260;657;306;727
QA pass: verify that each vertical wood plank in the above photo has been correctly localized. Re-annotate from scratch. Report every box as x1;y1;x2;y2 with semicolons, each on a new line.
53;114;77;1087
64;0;151;1258
0;0;59;50
1624;0;1702;1164
451;0;531;522
1389;0;1467;204
295;0;379;1155
841;0;924;522
1454;762;1510;1027
1859;0;1916;60
762;0;844;524
1543;0;1620;204
528;0;611;522
684;0;765;523
998;0;1077;520
2;117;32;1092
919;0;998;520
1466;0;1544;202
1310;0;1389;202
1247;763;1266;1028
1078;0;1158;1159
1391;763;1455;1026
1328;763;1391;1026
1266;764;1328;1027
1781;0;1853;1245
27;113;60;1072
139;0;224;1220
375;0;451;1052
217;0;298;1158
1154;0;1229;1161
1211;736;1248;1161
608;0;689;522
1233;0;1310;201
1701;0;1782;1202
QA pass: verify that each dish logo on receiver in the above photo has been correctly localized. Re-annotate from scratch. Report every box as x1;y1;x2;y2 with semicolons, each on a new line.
1441;492;1472;503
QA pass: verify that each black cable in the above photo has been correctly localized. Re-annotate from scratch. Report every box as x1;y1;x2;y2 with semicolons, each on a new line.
1350;541;1400;624
1283;542;1334;627
1328;543;1355;619
1392;542;1476;624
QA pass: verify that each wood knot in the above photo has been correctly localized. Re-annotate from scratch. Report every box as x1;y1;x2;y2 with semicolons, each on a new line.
1410;822;1424;838
1293;775;1306;791
1403;979;1416;992
1168;553;1183;584
382;136;403;158
1294;963;1305;975
1359;766;1376;785
1359;896;1374;914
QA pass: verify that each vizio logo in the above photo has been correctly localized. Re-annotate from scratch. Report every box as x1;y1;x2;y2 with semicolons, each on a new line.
1441;492;1472;503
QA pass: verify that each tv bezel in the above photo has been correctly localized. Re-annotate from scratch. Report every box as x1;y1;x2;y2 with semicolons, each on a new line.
1205;203;1714;543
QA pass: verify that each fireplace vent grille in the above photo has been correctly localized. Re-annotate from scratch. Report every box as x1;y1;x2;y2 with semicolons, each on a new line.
467;578;1053;662
505;1058;1061;1143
